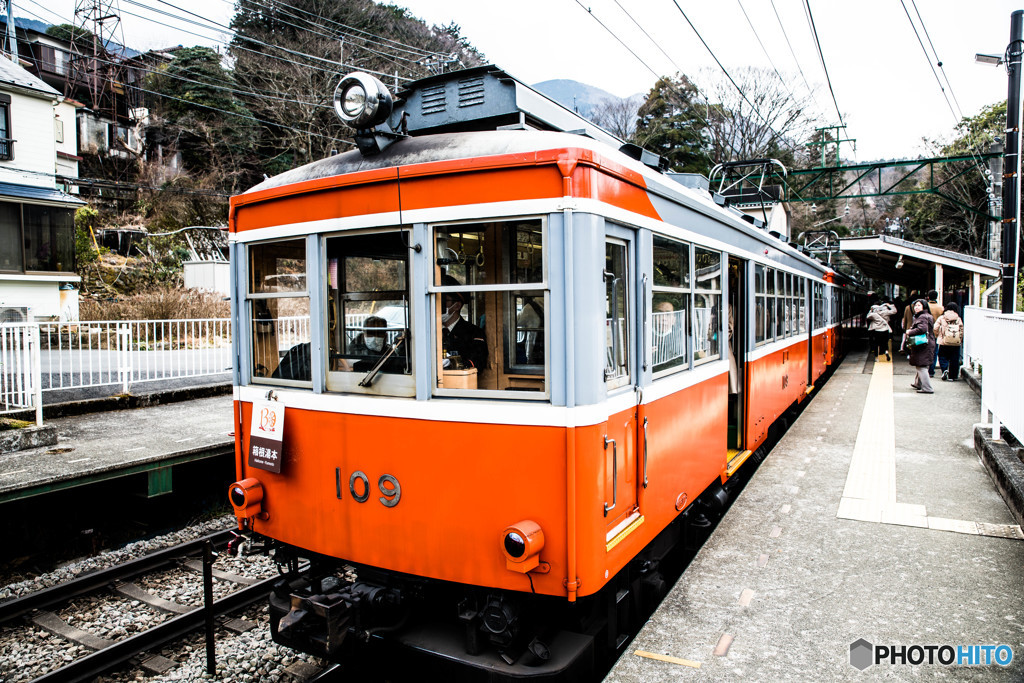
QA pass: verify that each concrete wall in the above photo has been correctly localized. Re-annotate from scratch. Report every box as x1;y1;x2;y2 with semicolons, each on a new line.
0;277;59;319
54;99;79;180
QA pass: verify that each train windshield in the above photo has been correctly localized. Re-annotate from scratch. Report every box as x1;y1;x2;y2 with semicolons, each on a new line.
248;239;312;387
325;230;414;396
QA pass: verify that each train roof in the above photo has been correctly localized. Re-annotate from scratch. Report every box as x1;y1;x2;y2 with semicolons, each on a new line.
241;128;831;277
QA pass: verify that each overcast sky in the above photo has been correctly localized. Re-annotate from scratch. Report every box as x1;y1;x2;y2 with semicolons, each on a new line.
27;0;1023;161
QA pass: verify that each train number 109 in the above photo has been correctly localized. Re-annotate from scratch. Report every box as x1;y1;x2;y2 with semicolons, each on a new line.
335;468;402;508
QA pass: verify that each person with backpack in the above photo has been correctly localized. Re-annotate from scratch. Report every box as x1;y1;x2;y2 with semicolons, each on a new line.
933;301;963;381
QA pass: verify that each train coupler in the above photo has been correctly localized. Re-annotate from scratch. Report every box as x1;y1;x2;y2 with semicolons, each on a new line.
270;574;403;657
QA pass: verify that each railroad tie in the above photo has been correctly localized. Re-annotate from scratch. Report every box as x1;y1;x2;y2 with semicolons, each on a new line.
32;610;114;650
114;581;192;614
180;559;258;585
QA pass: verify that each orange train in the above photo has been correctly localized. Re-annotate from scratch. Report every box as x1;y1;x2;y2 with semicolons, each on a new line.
226;66;865;679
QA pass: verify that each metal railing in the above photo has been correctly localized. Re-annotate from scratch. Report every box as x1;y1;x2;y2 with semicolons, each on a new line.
965;306;1024;443
0;323;42;425
37;319;232;395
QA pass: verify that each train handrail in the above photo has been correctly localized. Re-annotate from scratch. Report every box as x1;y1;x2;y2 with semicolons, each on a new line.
603;435;617;516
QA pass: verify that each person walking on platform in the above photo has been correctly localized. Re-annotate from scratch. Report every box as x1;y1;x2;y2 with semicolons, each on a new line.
867;299;897;361
933;302;963;381
926;290;944;377
901;291;920;354
907;299;936;394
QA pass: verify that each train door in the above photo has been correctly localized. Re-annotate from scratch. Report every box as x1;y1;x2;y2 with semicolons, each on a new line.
603;232;641;535
726;257;746;458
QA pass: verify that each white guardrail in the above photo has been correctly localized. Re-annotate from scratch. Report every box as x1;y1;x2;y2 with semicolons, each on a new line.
0;323;43;425
36;318;234;395
964;306;1024;444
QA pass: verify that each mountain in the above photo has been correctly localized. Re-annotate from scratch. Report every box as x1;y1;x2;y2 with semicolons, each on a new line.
532;79;628;118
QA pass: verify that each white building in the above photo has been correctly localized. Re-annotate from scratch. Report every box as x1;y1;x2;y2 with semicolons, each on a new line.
0;56;83;322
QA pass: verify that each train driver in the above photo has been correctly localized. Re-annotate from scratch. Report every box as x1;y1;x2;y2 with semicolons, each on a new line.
440;283;488;371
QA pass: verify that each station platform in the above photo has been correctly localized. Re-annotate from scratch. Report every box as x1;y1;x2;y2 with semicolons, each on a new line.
0;396;233;504
606;350;1024;680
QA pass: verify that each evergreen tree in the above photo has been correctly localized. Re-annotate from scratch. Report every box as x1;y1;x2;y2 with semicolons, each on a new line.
633;74;709;174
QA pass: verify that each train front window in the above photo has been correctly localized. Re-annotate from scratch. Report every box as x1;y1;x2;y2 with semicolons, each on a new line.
432;219;547;396
325;230;413;396
248;239;311;387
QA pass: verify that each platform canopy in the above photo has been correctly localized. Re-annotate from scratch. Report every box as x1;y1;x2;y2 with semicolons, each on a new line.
838;235;999;304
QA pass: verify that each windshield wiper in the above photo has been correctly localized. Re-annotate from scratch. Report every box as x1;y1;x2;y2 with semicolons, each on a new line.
358;332;406;387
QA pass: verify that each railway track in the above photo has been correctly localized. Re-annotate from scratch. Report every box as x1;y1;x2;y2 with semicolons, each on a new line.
0;529;279;682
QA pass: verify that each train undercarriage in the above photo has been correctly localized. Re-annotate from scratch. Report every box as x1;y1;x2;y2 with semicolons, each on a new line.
233;480;747;682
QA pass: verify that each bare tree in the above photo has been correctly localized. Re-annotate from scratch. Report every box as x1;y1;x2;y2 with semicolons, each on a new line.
590;95;643;141
695;66;820;166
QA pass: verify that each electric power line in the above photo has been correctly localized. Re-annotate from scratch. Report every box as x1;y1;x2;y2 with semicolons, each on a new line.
768;0;823;117
801;0;845;129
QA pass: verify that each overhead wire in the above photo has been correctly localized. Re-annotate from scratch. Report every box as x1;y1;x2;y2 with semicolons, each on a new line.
666;0;797;152
768;0;823;117
570;0;722;165
218;0;450;61
900;0;992;197
13;1;351;147
15;0;337;114
735;0;802;108
607;0;740;159
801;0;845;130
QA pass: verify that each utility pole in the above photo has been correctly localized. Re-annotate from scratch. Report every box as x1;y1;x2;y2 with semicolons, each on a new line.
5;0;17;60
1001;10;1023;314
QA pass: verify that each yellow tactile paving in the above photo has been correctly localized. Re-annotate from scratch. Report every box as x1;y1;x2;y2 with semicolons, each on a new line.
836;360;1023;540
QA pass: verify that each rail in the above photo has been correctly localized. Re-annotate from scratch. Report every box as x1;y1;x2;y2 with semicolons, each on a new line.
0;323;42;425
964;306;1024;443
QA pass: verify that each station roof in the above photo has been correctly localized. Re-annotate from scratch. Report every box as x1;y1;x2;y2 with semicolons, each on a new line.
838;234;999;287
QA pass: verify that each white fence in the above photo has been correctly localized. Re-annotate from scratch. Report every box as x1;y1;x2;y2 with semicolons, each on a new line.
0;323;42;425
37;318;233;394
964;306;1024;443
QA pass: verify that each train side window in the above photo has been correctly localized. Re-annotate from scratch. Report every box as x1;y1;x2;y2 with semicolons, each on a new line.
774;274;785;339
324;230;413;396
754;264;767;345
652;235;689;374
605;238;631;388
433;219;547;396
248;239;312;387
693;247;721;364
765;267;776;343
794;276;802;331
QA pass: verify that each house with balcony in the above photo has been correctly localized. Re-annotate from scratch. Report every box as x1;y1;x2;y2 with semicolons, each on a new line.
0;55;84;322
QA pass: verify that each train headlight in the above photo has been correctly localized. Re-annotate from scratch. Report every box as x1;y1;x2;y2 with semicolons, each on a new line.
501;520;545;573
228;477;265;522
333;72;393;128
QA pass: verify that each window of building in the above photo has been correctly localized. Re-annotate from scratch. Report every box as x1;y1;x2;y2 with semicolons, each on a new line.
693;246;721;363
0;94;12;161
433;218;547;396
0;202;21;272
23;204;74;272
248;239;311;387
651;235;690;374
325;230;413;396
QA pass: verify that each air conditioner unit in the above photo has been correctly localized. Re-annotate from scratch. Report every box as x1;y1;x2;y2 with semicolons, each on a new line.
0;307;30;323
